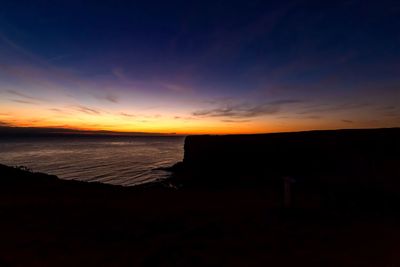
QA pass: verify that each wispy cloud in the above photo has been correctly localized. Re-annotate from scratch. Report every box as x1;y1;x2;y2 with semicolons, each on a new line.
221;119;251;123
303;115;321;119
112;67;126;80
193;99;302;118
163;83;194;93
378;105;397;111
0;34;127;105
377;105;400;117
6;89;42;101
11;99;38;105
105;93;119;103
48;108;72;115
342;119;354;123
195;3;293;66
119;112;136;117
174;115;198;120
49;108;64;113
296;102;370;115
0;32;40;60
72;105;101;115
0;120;11;126
47;54;71;62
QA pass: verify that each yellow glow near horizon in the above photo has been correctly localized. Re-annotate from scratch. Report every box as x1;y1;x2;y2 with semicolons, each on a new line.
0;106;390;135
1;87;398;135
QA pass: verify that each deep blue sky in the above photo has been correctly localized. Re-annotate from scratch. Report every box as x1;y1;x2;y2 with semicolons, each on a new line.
0;0;399;133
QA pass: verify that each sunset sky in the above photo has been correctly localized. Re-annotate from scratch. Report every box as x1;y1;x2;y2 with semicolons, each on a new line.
0;0;399;134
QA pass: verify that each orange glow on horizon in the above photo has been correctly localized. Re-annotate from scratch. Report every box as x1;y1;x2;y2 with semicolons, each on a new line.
0;114;384;135
1;90;398;135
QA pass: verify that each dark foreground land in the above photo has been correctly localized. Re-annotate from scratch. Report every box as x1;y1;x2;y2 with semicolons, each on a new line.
1;128;400;266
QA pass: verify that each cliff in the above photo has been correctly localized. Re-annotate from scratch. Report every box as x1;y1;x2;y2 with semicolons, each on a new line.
177;128;400;191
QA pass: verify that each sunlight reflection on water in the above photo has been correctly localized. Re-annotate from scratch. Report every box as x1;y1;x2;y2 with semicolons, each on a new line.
0;136;184;186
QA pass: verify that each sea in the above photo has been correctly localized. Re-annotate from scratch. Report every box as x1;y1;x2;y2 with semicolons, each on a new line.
0;136;185;186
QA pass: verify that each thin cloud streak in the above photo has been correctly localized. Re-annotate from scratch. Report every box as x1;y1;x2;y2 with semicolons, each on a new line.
193;99;302;118
11;99;38;105
342;119;354;123
6;90;42;101
221;119;252;123
296;102;371;115
119;112;136;118
72;105;102;115
105;93;119;103
48;108;72;115
0;120;11;126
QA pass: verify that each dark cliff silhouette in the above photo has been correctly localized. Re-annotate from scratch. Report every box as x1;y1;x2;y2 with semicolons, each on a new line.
171;128;400;208
181;128;399;180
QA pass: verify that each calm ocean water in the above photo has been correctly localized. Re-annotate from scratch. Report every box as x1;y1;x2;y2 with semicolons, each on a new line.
0;136;185;186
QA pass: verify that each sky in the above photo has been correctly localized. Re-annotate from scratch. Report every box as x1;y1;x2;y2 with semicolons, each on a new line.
0;0;399;134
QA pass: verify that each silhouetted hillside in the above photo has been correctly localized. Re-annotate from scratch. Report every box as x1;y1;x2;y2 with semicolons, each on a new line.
176;128;400;187
166;128;400;211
